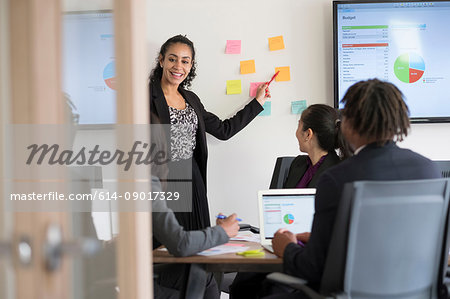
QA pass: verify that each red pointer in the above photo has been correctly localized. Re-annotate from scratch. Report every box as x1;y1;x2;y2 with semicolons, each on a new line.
264;71;280;97
267;71;280;86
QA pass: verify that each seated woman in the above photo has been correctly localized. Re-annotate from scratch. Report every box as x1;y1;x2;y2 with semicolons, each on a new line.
229;104;351;299
283;104;351;188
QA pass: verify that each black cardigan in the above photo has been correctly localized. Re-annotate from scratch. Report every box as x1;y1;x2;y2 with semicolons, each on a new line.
149;80;263;187
283;151;341;188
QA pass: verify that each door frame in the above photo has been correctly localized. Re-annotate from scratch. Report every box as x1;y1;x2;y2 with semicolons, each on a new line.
5;0;152;298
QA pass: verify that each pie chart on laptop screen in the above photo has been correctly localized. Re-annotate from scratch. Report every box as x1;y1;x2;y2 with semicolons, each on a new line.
394;53;425;84
283;213;295;225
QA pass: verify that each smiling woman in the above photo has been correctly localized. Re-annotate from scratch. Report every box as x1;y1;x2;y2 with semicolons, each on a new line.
149;35;270;232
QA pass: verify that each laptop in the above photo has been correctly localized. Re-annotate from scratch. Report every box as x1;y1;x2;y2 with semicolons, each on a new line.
258;189;316;253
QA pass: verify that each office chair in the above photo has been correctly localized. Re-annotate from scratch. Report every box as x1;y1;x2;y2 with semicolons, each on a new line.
269;156;296;189
434;160;450;178
267;178;450;299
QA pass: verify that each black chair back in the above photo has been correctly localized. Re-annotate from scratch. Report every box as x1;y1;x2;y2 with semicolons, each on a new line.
269;156;295;189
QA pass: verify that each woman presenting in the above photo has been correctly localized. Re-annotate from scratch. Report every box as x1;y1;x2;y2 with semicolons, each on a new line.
149;34;270;231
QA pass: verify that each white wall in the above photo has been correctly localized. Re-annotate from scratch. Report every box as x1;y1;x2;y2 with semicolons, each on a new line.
145;0;450;226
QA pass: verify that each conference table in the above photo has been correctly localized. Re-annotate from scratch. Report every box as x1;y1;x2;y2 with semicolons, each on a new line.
153;241;283;299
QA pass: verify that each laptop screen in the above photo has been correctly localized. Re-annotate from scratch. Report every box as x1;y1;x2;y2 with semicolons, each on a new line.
259;189;315;239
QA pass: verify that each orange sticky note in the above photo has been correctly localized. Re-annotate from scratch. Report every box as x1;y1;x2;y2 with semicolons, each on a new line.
268;36;285;51
275;66;290;82
240;60;256;74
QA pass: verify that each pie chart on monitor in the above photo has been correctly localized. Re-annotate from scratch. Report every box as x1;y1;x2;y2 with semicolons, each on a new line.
103;61;116;90
283;214;295;225
394;53;425;84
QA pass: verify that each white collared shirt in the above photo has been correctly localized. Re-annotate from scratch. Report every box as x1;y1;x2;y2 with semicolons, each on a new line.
354;144;367;155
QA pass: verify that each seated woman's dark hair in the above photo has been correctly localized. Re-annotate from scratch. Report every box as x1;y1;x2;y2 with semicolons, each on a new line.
340;78;410;145
149;34;197;89
300;104;351;159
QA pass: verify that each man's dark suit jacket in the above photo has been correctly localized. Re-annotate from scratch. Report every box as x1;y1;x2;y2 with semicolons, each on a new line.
283;141;441;288
284;152;341;188
149;80;263;187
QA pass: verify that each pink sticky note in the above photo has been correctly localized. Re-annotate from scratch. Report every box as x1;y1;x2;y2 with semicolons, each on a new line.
250;82;264;98
226;40;241;54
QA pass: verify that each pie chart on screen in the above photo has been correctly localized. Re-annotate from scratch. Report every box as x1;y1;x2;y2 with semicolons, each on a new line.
103;61;116;90
394;53;425;83
283;214;295;225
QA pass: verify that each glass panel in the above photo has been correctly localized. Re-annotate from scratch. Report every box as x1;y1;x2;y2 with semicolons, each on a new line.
61;2;118;299
62;10;116;127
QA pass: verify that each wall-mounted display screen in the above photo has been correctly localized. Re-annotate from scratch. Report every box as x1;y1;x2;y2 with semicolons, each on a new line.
62;11;116;125
334;1;450;123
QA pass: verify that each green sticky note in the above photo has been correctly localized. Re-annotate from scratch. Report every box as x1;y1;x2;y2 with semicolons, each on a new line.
226;80;242;95
291;100;307;114
258;101;271;116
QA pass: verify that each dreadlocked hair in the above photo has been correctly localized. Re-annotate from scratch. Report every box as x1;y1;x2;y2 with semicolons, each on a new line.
341;78;410;146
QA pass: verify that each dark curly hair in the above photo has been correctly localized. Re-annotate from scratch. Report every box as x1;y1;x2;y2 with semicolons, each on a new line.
341;79;410;145
300;104;351;160
149;35;197;89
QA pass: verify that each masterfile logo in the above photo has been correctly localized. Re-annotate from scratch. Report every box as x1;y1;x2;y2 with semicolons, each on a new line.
343;16;356;20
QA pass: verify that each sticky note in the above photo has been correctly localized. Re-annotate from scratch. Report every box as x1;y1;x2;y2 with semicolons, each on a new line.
258;101;271;116
275;66;290;82
226;80;242;95
240;60;256;74
225;40;241;54
268;35;285;51
291;100;307;114
250;82;264;98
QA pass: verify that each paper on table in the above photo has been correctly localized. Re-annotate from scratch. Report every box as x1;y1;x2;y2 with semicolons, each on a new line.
226;80;242;95
240;59;256;74
226;40;241;54
230;231;260;242
197;243;249;256
268;35;285;51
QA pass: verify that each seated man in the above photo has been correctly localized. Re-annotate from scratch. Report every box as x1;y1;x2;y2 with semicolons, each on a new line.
152;176;239;299
269;79;441;297
149;114;239;299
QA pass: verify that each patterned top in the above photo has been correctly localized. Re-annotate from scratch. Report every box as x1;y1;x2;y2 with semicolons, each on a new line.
168;101;198;161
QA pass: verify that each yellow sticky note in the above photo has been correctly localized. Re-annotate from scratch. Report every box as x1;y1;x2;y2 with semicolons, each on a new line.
268;35;285;51
240;60;256;74
226;80;242;95
275;66;290;82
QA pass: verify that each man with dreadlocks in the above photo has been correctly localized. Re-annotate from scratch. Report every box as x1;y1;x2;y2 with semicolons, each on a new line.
268;79;441;298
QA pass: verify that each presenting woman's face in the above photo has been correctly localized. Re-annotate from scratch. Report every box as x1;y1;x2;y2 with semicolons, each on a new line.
159;43;193;87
